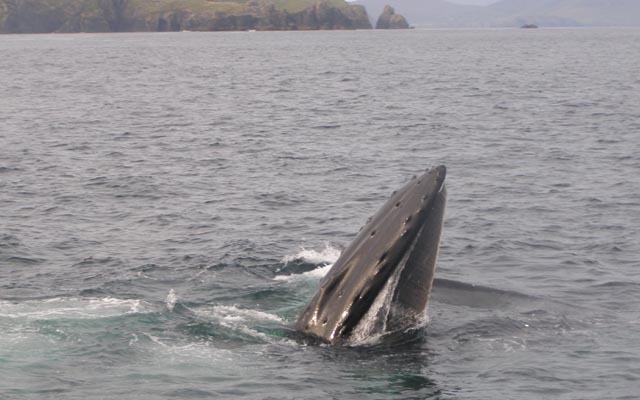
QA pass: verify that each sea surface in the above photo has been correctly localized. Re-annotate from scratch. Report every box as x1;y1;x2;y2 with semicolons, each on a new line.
1;28;639;399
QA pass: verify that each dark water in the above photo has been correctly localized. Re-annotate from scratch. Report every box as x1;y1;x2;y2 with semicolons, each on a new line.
1;29;639;399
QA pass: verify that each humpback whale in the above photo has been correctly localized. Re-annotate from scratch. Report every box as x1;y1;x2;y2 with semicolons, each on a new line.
296;165;447;345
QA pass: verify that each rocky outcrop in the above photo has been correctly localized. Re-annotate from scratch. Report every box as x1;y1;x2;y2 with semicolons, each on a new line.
0;0;126;33
375;5;408;29
291;1;371;30
0;0;372;33
1;0;72;33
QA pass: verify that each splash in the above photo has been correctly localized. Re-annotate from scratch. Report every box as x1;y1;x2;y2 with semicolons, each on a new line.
165;289;178;312
281;243;341;265
275;243;341;281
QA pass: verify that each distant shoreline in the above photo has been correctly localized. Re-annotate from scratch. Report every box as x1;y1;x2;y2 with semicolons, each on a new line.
0;0;372;34
3;25;639;36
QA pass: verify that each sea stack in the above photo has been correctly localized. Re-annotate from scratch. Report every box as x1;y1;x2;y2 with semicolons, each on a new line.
375;5;409;29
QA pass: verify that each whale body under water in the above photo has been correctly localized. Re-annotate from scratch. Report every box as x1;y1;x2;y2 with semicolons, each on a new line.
296;165;447;345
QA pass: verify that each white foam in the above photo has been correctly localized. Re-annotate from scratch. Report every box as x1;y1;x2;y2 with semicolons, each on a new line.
141;332;236;362
188;304;297;345
478;337;528;352
194;304;284;324
0;297;145;320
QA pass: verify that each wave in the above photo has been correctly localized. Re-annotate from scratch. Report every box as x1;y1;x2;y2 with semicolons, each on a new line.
0;296;146;320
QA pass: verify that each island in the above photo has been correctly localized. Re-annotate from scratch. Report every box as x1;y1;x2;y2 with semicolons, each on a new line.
0;0;372;33
375;5;408;29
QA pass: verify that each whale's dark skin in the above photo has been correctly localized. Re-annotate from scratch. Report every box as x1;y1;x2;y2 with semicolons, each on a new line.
296;166;447;345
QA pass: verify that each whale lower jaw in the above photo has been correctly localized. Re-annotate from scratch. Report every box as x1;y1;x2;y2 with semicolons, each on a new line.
348;228;431;345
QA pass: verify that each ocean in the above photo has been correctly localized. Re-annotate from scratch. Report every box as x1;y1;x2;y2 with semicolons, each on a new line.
1;28;639;399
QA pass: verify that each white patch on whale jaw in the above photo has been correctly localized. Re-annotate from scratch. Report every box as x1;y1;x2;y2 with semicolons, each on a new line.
346;225;432;346
347;264;401;345
348;262;424;345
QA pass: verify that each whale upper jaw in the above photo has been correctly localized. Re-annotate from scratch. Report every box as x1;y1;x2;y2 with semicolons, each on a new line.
296;166;447;345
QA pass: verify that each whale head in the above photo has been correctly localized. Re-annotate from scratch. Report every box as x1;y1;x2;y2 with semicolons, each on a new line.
296;166;447;345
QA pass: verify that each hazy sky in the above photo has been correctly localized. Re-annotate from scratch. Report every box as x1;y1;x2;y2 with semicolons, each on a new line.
345;0;500;4
447;0;499;5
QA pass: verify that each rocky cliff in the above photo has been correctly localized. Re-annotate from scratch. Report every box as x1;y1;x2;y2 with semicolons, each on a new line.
375;5;408;29
0;0;372;33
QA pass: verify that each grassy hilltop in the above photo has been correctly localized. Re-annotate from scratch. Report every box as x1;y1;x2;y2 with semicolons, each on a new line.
0;0;371;33
128;0;347;14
